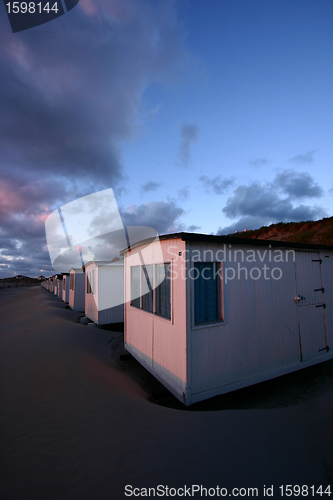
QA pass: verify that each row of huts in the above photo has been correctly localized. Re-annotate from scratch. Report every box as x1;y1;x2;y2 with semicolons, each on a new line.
42;260;124;324
42;232;333;406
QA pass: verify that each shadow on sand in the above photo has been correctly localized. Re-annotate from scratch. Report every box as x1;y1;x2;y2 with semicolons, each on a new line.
108;333;333;411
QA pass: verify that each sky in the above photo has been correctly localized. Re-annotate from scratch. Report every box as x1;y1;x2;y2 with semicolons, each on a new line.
0;0;332;278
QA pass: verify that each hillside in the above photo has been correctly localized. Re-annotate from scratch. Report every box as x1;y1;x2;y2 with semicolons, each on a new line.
228;217;333;246
0;276;41;285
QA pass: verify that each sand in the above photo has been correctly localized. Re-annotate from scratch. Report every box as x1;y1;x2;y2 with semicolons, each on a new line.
1;286;333;499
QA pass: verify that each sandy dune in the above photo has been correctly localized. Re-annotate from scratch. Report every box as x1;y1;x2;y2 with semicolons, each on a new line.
1;286;333;499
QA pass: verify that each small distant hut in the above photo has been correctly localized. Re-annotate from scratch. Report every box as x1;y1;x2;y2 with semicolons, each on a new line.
83;259;124;325
62;273;70;303
68;268;85;312
54;275;63;299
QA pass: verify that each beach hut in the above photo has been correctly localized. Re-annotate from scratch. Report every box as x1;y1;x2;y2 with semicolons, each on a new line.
57;278;63;299
121;232;333;406
68;268;85;312
54;275;63;298
83;259;124;325
62;273;70;303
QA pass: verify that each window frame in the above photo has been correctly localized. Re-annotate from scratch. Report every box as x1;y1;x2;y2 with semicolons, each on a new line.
192;261;224;328
86;269;95;295
129;262;172;322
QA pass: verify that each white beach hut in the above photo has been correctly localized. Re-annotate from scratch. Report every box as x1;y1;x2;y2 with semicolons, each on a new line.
122;232;333;406
68;268;85;312
83;259;124;325
55;275;63;299
62;273;70;303
58;279;63;299
53;277;58;296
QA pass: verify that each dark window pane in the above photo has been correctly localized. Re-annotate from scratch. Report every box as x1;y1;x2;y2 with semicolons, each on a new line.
130;266;140;308
194;262;221;324
87;272;92;294
141;265;153;312
155;263;171;319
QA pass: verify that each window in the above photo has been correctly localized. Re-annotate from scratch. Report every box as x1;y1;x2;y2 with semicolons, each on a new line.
63;279;65;291
141;265;153;312
91;270;95;295
155;263;171;319
86;270;95;295
130;266;140;308
87;272;91;294
194;262;223;325
69;274;74;291
130;263;171;320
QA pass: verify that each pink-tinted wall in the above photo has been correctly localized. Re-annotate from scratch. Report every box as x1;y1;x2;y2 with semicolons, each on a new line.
124;238;188;401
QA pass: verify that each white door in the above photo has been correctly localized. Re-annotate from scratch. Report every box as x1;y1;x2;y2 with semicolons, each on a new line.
295;252;328;362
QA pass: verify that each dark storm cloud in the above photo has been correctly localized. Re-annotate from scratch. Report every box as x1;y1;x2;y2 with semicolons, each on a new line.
0;211;54;277
218;170;326;234
0;1;188;187
121;200;185;235
141;181;161;193
199;175;235;195
288;149;318;164
0;0;189;277
248;156;269;168
178;123;199;166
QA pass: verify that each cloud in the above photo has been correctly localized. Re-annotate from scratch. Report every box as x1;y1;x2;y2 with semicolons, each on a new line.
274;169;323;199
0;1;188;188
178;123;199;166
141;181;161;193
217;216;269;235
177;187;190;201
199;175;235;195
248;156;269;168
187;224;201;232
121;200;185;235
0;0;190;277
288;149;318;164
218;170;326;234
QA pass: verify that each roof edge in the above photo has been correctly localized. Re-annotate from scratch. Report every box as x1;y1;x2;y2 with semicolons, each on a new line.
120;231;333;254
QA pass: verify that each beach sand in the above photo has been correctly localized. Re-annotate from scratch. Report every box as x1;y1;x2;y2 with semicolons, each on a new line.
1;286;333;499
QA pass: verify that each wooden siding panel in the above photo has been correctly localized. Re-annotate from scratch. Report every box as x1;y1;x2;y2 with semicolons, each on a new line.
295;252;327;362
320;252;333;350
124;238;187;398
189;243;301;395
69;270;85;312
98;264;124;324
